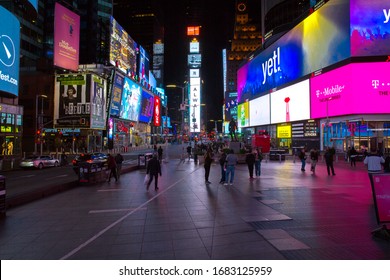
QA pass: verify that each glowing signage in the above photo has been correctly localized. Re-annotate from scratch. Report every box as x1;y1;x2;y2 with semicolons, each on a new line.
109;72;124;117
310;62;390;119
277;124;292;138
270;79;310;124
90;75;106;129
54;3;80;71
153;96;161;126
237;102;249;128
371;174;390;223
190;42;199;53
187;26;200;36
189;78;201;132
119;77;141;121
139;90;154;123
249;95;270;126
188;54;201;68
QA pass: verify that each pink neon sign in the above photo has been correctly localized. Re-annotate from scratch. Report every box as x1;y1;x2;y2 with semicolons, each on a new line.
310;62;390;119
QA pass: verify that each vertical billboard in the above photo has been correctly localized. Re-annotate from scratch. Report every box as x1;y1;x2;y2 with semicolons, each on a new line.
119;77;141;121
237;0;350;103
310;62;390;118
90;75;107;129
249;95;270;126
139;90;154;123
54;3;80;71
0;6;20;97
109;16;137;75
153;96;161;127
270;79;310;124
54;74;90;128
189;77;201;132
237;101;249;128
351;0;390;56
109;72;124;117
138;46;150;84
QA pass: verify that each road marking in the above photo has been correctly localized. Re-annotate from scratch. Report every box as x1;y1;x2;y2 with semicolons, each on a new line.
47;175;69;180
89;208;147;214
97;189;123;192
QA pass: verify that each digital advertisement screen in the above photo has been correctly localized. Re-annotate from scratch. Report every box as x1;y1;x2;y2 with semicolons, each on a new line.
153;96;161;127
54;3;80;71
119;77;141;121
310;62;390;119
237;0;350;103
189;78;201;132
138;46;150;84
351;0;390;56
237;102;249;128
139;90;154;123
188;54;201;68
249;95;270;126
224;92;238;122
109;72;124;117
271;79;310;124
109;16;137;75
90;75;106;130
0;6;20;97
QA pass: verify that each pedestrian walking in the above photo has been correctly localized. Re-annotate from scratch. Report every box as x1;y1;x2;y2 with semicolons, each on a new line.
364;148;385;189
224;149;238;185
384;156;390;173
350;146;357;167
245;150;256;179
107;154;118;182
186;145;192;161
60;152;68;166
254;148;263;177
204;148;213;184
324;147;336;176
310;148;319;174
219;150;227;184
146;155;162;191
299;148;307;171
157;146;163;162
115;153;124;178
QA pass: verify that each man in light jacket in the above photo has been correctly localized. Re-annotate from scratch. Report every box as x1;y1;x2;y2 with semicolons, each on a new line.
364;148;385;188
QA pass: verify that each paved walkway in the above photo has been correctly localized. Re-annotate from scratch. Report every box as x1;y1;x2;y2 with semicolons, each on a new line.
1;157;389;260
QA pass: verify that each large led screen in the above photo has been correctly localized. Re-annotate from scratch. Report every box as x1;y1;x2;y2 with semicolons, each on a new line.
189;78;201;132
54;3;80;71
0;6;20;97
351;0;390;56
139;90;154;123
153;96;161;127
109;17;137;75
237;0;350;103
270;79;310;124
249;95;270;126
138;46;150;84
237;102;249;128
90;75;107;130
119;77;141;121
109;72;124;117
310;62;390;118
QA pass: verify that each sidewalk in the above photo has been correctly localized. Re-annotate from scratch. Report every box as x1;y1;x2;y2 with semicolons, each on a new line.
0;158;389;260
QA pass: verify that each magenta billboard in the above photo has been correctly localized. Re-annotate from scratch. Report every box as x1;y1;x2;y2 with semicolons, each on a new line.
310;62;390;119
54;3;80;71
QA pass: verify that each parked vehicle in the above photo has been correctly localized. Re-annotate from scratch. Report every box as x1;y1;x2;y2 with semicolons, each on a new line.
72;152;108;166
19;155;60;169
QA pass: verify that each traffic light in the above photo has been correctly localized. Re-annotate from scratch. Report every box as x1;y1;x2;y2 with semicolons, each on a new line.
36;129;41;136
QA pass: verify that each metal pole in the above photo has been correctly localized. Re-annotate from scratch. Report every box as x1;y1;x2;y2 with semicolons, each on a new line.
34;95;38;155
40;97;44;155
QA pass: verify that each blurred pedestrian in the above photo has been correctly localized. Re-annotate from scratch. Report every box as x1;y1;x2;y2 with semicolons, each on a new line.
245;150;256;179
324;147;336;176
157;146;163;162
187;145;192;161
115;153;124;178
224;149;238;185
254;148;263;177
146;155;162;191
219;150;227;184
299;148;307;171
107;154;118;182
364;148;385;188
60;152;68;167
350;146;357;167
204;148;213;184
310;148;319;174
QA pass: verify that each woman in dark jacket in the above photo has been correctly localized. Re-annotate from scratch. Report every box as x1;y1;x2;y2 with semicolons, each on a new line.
204;149;213;184
245;151;256;179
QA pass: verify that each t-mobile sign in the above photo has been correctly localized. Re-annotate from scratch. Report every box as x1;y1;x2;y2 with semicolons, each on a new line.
310;62;390;119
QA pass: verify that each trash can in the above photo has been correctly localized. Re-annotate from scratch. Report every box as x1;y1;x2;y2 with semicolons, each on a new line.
77;162;91;184
0;175;6;218
138;153;153;168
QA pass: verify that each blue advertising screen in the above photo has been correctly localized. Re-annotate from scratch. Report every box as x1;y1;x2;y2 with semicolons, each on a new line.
109;72;124;117
119;76;141;121
138;90;154;123
237;0;350;103
0;6;20;96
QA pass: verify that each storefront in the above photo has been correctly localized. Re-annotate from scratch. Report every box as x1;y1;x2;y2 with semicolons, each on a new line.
0;104;23;157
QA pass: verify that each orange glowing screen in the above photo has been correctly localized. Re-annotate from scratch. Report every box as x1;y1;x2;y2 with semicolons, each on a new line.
187;26;200;36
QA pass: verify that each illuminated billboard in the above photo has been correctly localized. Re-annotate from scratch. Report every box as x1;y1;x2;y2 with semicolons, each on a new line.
109;72;124;117
249;95;270;126
109;16;137;75
310;62;390;119
90;75;107;129
139;90;154;123
188;54;201;68
270;79;310;124
138;45;150;84
119;77;141;121
0;6;20;97
153;96;161;127
190;42;199;53
189;77;201;132
237;0;350;103
237;102;249;128
351;0;390;56
54;3;80;71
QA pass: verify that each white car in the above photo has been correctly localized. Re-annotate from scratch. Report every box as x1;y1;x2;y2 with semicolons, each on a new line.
19;155;60;169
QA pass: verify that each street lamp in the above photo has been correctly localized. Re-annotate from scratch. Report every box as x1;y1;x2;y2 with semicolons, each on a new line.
35;94;48;155
166;84;187;137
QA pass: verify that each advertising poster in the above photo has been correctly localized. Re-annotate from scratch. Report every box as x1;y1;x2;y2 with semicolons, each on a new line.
310;62;390;119
351;0;390;56
371;174;390;224
249;95;270;126
237;102;249;128
109;72;124;117
270;79;310;124
139;90;154;123
109;17;137;75
189;78;201;132
0;6;20;97
54;74;90;128
153;96;161;127
90;75;106;129
54;3;80;71
119;77;141;121
138;46;150;84
237;0;350;102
